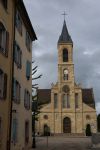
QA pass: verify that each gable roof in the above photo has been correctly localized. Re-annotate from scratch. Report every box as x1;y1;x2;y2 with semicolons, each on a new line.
37;88;95;108
82;88;95;108
16;0;37;41
37;89;51;105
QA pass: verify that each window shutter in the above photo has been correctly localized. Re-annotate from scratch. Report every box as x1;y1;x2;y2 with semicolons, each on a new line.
28;93;30;109
14;41;17;63
24;89;26;107
12;119;17;142
3;73;7;99
13;78;16;100
18;83;21;104
19;50;22;68
5;31;9;57
26;61;31;80
15;11;18;27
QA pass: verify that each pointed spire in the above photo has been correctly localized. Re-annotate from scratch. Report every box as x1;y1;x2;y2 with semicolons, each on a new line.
58;20;73;44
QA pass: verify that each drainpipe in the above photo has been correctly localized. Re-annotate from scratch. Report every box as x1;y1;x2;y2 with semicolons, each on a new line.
7;1;16;149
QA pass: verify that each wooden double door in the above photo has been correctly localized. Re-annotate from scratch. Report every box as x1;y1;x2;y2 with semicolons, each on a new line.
63;117;71;133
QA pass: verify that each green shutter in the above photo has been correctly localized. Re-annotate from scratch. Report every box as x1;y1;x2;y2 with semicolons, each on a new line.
12;119;17;142
26;61;31;80
14;41;17;62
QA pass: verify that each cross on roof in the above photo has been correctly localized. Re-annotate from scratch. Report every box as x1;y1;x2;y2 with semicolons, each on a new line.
62;11;67;20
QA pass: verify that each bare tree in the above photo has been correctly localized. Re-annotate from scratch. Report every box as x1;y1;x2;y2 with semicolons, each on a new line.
32;61;42;148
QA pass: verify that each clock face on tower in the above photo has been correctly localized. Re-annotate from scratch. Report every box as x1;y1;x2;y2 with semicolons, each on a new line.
64;69;68;75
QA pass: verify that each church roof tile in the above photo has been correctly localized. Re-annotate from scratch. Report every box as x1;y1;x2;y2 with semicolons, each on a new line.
58;20;73;44
82;88;95;108
37;89;51;105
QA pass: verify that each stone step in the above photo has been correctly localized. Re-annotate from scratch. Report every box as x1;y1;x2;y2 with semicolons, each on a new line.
53;133;86;137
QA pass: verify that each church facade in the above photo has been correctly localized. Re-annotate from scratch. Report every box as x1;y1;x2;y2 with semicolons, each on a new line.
37;20;97;135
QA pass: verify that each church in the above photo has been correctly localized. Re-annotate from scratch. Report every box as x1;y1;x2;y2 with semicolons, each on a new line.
36;19;97;135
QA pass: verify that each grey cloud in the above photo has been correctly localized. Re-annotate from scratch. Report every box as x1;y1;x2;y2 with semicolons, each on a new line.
24;0;100;113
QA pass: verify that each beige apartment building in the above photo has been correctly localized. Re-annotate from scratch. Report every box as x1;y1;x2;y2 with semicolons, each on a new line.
0;0;37;150
37;20;97;136
0;0;14;149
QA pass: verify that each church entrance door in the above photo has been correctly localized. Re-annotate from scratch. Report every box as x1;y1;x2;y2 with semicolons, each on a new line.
63;117;71;133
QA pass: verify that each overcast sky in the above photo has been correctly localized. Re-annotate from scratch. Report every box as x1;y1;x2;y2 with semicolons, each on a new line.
24;0;100;114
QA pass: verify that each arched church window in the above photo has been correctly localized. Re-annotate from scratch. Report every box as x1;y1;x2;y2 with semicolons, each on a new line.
63;48;68;62
62;85;70;93
54;93;58;108
75;93;78;108
62;94;70;108
63;69;68;80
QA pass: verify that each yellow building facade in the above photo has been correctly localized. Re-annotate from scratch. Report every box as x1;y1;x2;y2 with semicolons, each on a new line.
37;20;97;136
0;0;37;150
0;0;14;149
11;1;37;150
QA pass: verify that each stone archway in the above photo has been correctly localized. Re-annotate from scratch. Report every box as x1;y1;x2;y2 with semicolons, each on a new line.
63;117;71;133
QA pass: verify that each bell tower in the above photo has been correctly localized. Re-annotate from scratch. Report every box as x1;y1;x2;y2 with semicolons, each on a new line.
57;19;75;111
58;19;74;84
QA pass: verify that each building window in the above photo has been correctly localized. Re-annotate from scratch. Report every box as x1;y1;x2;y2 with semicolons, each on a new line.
0;117;2;135
86;115;91;120
25;121;29;144
11;118;18;143
1;0;7;9
26;31;31;51
63;69;68;80
24;89;30;110
15;10;22;35
26;60;31;80
44;115;48;120
75;93;78;108
0;69;7;100
13;78;21;104
62;94;70;108
14;41;22;69
63;48;68;62
0;22;9;56
54;93;58;109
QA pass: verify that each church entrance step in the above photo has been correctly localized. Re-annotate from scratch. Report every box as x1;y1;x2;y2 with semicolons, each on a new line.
53;133;86;137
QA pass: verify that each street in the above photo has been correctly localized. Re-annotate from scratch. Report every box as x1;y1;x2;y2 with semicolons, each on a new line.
32;136;92;150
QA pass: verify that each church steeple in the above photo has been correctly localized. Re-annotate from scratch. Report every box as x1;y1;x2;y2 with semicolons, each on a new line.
58;20;73;44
